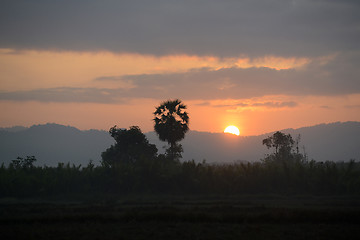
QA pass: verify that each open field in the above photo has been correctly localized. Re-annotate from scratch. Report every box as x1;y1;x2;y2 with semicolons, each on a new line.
1;195;360;239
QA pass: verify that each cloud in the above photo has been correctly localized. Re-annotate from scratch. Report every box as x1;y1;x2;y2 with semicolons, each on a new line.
1;52;359;103
196;99;295;109
211;101;298;110
252;101;298;108
345;104;360;109
0;0;359;57
118;52;360;99
94;76;124;81
195;101;211;106
0;87;127;104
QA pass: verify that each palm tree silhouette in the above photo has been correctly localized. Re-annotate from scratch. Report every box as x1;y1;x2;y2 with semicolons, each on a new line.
153;99;189;159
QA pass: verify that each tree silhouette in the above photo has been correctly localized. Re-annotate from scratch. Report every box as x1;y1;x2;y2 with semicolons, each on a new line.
153;99;189;160
262;131;307;172
262;131;294;157
10;156;37;169
101;126;158;167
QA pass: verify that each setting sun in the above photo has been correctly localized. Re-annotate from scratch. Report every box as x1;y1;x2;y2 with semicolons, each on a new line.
224;125;240;136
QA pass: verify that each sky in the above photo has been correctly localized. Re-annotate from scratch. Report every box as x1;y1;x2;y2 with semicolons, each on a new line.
0;0;360;135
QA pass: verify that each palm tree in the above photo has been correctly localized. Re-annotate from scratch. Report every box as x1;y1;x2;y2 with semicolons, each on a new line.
153;99;189;159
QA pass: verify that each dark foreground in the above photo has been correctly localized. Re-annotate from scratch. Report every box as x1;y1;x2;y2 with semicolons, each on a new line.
1;195;360;240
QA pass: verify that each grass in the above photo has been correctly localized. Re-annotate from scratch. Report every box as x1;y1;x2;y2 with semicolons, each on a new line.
1;195;360;239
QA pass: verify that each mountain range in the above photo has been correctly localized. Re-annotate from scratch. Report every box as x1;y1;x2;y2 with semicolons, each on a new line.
0;122;359;166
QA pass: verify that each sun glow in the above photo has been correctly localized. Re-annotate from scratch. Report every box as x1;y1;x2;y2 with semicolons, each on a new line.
224;125;240;136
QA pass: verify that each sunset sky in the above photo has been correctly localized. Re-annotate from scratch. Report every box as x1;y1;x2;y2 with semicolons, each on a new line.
1;0;359;135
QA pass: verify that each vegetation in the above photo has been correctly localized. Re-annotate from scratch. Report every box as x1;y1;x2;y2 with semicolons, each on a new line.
153;99;189;160
1;153;359;198
1;105;359;198
101;126;158;168
1;100;360;239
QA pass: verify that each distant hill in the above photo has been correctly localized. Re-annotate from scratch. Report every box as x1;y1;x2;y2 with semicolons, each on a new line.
171;121;360;163
0;122;359;166
0;123;114;166
148;122;360;162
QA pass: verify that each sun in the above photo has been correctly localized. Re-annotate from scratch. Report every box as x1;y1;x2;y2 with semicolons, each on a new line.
224;125;240;136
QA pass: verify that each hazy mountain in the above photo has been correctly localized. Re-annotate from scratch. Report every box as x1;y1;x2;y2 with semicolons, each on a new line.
0;122;359;166
171;121;360;163
0;126;27;132
0;123;114;166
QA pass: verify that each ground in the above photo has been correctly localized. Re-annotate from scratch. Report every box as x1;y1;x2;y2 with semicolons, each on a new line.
1;195;360;240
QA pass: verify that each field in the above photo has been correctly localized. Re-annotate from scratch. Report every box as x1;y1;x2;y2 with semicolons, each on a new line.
2;151;360;239
1;195;360;240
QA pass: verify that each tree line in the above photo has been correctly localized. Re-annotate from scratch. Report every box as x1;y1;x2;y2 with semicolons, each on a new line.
0;100;359;199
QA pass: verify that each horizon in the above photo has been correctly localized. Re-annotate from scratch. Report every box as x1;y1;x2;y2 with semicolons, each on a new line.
1;120;359;137
1;120;359;165
1;1;360;135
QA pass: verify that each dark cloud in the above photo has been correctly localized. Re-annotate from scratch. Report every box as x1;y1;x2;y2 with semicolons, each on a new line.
0;87;127;104
94;76;124;81
1;52;359;103
345;104;360;109
213;101;298;109
195;101;211;106
252;101;298;108
213;103;250;108
0;0;359;57
118;52;360;99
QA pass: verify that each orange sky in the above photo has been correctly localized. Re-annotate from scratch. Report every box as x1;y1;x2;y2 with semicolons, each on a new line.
1;95;359;135
1;49;359;135
1;1;359;136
